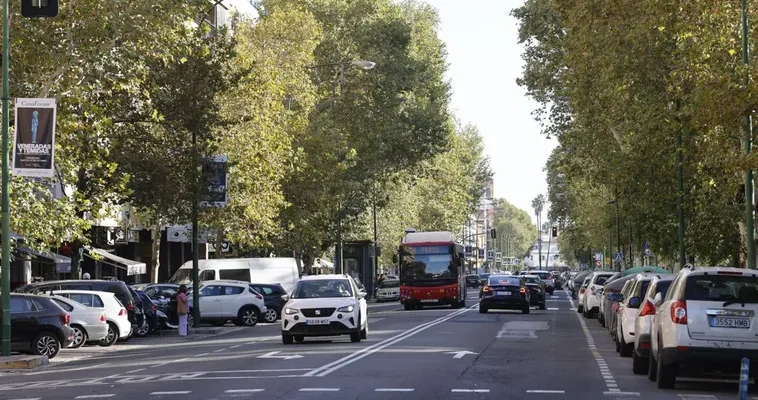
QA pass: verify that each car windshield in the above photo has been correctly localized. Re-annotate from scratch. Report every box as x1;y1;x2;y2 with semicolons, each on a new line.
378;280;400;289
595;275;612;285
401;245;454;280
685;274;758;303
168;269;192;284
292;279;354;299
524;277;541;285
533;272;551;280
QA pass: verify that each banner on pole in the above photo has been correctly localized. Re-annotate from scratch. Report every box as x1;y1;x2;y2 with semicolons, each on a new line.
12;98;56;178
199;155;228;207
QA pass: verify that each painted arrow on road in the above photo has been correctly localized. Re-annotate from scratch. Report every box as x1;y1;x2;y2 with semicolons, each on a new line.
256;351;304;360
444;350;478;359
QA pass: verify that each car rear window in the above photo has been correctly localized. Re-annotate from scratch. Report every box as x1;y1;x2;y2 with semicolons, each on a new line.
379;281;400;288
653;280;672;298
53;299;74;312
685;274;758;302
489;277;521;286
595;275;611;285
534;272;550;280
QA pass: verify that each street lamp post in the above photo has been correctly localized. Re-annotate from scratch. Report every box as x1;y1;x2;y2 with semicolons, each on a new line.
0;0;9;357
742;0;756;269
608;199;621;271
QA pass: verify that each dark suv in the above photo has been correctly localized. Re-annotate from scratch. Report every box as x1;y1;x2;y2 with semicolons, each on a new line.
17;280;139;334
0;294;74;359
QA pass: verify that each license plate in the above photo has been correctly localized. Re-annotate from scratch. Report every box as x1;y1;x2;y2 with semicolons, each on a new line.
421;299;437;303
305;318;330;325
496;291;511;296
710;317;750;329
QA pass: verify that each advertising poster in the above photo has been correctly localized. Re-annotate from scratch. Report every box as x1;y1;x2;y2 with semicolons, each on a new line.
13;98;56;178
200;155;228;207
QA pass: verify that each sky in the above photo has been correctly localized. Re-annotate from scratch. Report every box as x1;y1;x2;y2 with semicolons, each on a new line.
421;0;557;222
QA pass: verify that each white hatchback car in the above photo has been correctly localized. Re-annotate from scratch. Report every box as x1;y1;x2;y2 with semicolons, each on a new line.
48;295;109;348
650;266;758;389
281;274;368;344
53;290;131;346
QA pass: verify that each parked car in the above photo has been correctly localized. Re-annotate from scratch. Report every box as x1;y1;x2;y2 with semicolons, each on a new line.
1;293;74;358
632;274;674;375
249;283;289;323
580;271;615;318
479;275;530;314
168;280;267;327
140;283;179;307
51;290;132;346
570;270;593;298
168;257;300;293
134;290;161;335
650;266;758;389
599;274;636;327
48;295;108;348
616;273;660;357
529;270;556;295
18;279;139;335
466;274;481;288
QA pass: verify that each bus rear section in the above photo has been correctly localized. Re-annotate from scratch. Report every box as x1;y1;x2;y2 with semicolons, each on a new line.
398;240;466;310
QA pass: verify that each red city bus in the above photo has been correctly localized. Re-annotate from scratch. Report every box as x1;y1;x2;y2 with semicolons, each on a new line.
398;231;466;310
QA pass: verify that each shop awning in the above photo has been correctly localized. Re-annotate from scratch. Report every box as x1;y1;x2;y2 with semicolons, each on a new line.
15;247;72;274
85;247;146;276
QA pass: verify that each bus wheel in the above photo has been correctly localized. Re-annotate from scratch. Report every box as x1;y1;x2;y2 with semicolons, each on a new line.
416;304;423;310
403;303;413;311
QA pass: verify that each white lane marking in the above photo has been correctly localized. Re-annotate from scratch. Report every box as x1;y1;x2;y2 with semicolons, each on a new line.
603;392;639;396
74;396;115;399
229;345;242;349
527;390;566;394
451;389;490;393
126;368;146;374
213;349;225;353
568;290;621;393
225;389;265;393
195;353;209;357
6;398;41;400
306;307;471;377
368;317;386;323
551;296;559;298
678;396;717;399
299;388;340;392
375;388;415;392
149;392;191;395
547;308;560;310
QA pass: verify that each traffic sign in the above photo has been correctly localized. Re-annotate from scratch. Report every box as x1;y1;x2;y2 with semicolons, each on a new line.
614;252;624;261
595;253;603;261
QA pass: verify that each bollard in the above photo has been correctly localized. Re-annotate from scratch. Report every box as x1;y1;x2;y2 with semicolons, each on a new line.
739;357;750;400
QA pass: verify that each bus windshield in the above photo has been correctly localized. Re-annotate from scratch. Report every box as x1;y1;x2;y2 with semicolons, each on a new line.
400;245;454;282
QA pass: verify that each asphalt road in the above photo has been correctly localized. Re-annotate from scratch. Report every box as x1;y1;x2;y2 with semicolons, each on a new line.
0;289;752;400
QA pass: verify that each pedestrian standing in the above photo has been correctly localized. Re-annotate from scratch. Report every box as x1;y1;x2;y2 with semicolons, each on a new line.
177;285;189;336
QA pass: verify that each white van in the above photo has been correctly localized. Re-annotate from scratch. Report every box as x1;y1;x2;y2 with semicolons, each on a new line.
168;258;300;293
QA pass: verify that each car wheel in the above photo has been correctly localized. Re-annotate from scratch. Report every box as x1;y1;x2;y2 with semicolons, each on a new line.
632;351;648;375
361;322;368;340
479;306;488;314
522;306;530;314
135;320;150;337
69;325;87;349
281;332;293;345
656;346;677;389
33;332;61;359
403;303;413;311
187;312;195;329
539;303;546;310
264;308;279;323
619;331;632;357
99;322;119;347
577;305;583;314
238;307;259;327
350;330;361;343
294;335;305;343
648;349;658;381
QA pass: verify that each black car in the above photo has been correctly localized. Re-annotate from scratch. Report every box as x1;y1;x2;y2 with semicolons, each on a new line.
522;275;547;310
135;290;160;336
17;279;140;334
465;274;481;288
0;294;74;359
479;275;530;314
248;283;288;323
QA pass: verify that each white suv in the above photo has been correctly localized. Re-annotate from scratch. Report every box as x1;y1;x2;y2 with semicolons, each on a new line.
281;274;368;344
187;280;267;327
649;266;758;389
580;271;615;318
616;273;660;357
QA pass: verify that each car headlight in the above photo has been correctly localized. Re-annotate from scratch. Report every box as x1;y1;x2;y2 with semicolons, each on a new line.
284;307;299;315
337;305;354;312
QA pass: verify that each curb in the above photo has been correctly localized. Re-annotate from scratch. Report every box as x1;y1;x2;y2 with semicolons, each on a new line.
0;355;48;371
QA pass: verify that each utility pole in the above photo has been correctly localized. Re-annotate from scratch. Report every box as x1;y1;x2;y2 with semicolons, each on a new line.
191;131;200;328
743;0;756;269
0;0;9;357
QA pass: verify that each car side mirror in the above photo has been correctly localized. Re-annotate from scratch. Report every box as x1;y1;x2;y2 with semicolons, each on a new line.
628;296;642;309
654;292;663;307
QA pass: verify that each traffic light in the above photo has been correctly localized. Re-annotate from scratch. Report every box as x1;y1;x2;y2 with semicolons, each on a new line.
551;226;558;238
490;228;496;239
21;0;59;18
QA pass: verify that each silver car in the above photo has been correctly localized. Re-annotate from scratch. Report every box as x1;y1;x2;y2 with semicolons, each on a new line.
49;295;109;348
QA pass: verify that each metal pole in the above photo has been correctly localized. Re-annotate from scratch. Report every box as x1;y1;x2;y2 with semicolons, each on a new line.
743;0;756;269
537;210;542;269
0;0;9;357
475;217;479;275
739;357;750;400
372;199;377;293
191;131;200;328
336;215;342;275
608;229;612;269
677;130;687;269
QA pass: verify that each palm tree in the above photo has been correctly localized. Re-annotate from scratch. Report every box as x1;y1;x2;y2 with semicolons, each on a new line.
532;194;546;268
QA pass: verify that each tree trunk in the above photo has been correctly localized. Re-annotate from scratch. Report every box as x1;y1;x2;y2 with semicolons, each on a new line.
214;230;223;259
151;226;161;283
739;221;748;268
